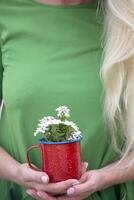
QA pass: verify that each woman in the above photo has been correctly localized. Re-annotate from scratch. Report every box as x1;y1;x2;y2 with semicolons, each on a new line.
0;0;134;199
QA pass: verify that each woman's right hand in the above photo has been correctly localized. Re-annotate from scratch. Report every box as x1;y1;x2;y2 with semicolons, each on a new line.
24;162;88;200
16;163;80;195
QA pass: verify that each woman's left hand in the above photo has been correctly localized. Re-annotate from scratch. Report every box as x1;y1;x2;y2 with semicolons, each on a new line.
26;169;106;200
26;158;131;200
59;169;106;199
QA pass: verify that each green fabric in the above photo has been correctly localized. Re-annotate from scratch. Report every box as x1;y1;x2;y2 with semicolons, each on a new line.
0;0;134;199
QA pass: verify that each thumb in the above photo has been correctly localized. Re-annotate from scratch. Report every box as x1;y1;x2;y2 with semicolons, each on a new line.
81;162;88;174
22;163;49;184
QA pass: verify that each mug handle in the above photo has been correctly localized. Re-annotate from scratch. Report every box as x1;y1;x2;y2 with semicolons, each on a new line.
26;144;42;171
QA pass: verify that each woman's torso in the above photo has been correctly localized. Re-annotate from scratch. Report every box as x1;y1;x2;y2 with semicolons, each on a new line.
0;0;132;199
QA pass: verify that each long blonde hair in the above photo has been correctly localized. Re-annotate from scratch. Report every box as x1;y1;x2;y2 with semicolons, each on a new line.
101;0;134;161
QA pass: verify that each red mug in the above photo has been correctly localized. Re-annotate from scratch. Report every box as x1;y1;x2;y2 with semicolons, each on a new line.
26;138;82;182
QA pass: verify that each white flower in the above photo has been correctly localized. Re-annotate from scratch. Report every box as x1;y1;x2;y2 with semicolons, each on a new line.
56;106;70;118
72;131;82;140
39;116;55;123
34;116;63;136
64;120;79;132
68;130;82;141
34;106;83;141
34;127;46;136
34;131;37;137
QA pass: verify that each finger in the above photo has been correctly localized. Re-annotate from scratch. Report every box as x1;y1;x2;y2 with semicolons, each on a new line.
57;194;82;200
81;162;88;174
23;163;49;184
26;189;41;200
27;189;56;200
57;191;91;200
67;177;92;197
33;179;80;194
37;191;57;200
79;172;90;183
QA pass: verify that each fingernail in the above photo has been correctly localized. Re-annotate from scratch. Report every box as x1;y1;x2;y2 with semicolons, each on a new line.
67;187;75;196
26;190;34;196
41;176;49;183
85;162;89;169
37;191;45;198
72;180;79;186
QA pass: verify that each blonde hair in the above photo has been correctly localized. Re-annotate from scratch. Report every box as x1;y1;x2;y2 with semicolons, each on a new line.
101;0;134;161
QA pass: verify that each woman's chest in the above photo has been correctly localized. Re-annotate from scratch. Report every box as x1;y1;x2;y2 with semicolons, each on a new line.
0;4;102;109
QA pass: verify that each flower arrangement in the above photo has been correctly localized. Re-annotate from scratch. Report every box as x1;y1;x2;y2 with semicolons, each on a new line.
34;106;82;142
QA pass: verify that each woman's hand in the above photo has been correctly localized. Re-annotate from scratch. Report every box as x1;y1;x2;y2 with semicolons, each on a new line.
56;157;134;200
26;169;103;200
16;163;80;195
26;162;88;200
59;170;106;199
26;158;130;200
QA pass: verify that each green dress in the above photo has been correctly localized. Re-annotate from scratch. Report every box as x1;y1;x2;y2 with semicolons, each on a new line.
0;0;134;199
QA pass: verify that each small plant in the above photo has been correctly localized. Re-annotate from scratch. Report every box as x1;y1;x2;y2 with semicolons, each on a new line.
34;106;82;142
